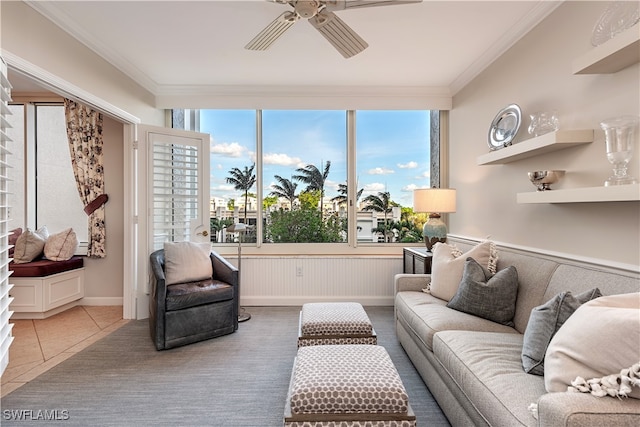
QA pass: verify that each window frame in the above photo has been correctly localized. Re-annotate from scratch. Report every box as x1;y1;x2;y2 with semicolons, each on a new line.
174;109;445;256
8;96;89;255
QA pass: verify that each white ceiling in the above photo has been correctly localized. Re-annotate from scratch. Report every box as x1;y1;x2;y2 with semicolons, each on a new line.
13;0;562;98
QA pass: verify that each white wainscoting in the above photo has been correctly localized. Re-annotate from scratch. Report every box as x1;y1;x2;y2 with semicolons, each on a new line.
236;256;403;306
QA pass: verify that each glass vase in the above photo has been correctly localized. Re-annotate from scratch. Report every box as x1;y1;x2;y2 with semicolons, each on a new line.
600;115;639;186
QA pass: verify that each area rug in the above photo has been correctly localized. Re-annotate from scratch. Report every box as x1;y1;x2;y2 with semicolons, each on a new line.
1;306;450;426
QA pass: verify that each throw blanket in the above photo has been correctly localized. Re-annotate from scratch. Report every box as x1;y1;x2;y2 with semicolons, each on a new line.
529;362;640;419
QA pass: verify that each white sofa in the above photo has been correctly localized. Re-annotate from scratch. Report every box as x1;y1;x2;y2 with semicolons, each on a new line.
394;237;640;426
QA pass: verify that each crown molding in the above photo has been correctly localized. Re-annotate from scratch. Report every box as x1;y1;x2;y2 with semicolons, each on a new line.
449;1;564;95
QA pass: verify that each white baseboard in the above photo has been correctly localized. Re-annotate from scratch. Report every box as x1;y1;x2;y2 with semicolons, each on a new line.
242;296;394;307
79;297;123;306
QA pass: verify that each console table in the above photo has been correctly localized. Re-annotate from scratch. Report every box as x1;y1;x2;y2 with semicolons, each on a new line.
403;247;433;274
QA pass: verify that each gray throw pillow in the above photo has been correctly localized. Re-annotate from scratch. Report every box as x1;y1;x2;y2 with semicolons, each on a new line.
446;257;519;326
521;288;602;375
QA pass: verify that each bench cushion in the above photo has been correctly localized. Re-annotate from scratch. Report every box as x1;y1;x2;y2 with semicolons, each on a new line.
9;256;84;277
289;345;410;416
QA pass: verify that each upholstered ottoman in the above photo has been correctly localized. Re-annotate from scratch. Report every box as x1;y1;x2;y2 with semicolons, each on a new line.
297;302;377;347
284;344;416;426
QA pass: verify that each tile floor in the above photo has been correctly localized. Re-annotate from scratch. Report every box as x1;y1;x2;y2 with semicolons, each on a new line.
1;305;128;398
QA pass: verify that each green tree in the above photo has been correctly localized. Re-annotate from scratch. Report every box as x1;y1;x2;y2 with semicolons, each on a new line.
227;199;235;211
293;161;331;213
263;195;278;210
269;175;298;209
210;217;233;242
362;191;393;242
330;182;364;207
266;209;343;243
226;164;256;224
298;190;321;211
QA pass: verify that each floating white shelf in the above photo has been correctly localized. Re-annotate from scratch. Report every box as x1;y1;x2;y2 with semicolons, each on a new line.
477;130;594;165
572;26;640;74
517;184;640;204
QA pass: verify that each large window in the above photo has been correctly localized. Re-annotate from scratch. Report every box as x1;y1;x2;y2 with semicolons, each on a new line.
7;101;87;246
175;109;436;246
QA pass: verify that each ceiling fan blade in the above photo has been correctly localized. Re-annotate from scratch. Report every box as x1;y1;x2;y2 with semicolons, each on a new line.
309;11;368;58
245;11;299;51
324;0;422;11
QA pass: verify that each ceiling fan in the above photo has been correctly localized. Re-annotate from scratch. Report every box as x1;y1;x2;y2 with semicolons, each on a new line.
245;0;422;58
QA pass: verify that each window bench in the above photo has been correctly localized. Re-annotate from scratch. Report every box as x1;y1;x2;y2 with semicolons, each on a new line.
9;257;85;319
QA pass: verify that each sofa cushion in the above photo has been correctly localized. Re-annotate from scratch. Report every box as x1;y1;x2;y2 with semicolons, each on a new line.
434;330;547;426
429;240;497;301
44;228;79;261
13;226;49;264
163;241;213;285
395;291;517;351
165;279;234;311
447;257;519;326
545;293;640;399
522;288;601;376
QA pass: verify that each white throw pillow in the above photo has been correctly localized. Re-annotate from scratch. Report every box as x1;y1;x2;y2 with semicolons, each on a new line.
44;228;79;261
429;240;498;301
163;241;213;285
13;226;50;264
545;293;640;399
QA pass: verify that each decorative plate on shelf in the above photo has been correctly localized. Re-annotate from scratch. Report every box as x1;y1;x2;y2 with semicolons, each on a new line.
488;104;521;151
591;1;640;47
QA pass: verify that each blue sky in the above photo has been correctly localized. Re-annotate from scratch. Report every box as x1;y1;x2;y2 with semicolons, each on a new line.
201;110;431;208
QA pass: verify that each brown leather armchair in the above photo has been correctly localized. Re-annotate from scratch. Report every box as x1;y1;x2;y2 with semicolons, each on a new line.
149;249;238;350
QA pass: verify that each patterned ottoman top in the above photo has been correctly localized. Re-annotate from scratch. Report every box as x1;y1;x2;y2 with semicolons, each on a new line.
300;302;373;336
290;344;409;415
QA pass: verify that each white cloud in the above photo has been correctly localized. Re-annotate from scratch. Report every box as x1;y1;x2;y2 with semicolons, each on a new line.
210;142;246;158
368;167;394;175
398;161;418;169
263;153;303;166
363;182;386;192
402;183;419;192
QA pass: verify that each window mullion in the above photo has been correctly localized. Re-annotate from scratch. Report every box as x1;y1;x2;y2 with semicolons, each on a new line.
347;110;357;248
255;110;263;247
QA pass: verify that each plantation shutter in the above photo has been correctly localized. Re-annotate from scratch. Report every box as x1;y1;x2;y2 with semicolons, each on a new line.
0;57;14;375
143;126;210;251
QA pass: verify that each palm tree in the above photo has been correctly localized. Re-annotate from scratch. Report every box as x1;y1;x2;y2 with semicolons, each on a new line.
293;160;331;213
362;191;393;242
269;175;298;209
226;164;256;224
330;182;364;207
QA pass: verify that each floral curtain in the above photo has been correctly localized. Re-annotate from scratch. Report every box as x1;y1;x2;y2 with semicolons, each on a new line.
64;99;108;258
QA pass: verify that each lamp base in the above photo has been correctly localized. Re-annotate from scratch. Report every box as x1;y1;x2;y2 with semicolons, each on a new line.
423;213;448;252
238;307;251;322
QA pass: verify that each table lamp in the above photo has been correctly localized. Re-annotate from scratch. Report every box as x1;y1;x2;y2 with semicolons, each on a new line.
413;188;456;251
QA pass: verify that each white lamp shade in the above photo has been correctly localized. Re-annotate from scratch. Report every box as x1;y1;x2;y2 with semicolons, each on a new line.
413;188;456;213
226;223;248;233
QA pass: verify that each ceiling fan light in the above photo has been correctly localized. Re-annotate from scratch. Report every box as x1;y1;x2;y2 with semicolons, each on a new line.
295;0;320;18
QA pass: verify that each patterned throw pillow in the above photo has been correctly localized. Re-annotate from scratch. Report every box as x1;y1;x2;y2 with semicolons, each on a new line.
521;288;602;375
44;228;79;261
13;226;49;264
429;240;498;301
163;241;213;285
446;257;519;326
8;228;22;256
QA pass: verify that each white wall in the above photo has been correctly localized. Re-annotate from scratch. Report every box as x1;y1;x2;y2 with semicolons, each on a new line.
449;1;639;267
81;116;125;304
1;1;163;125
